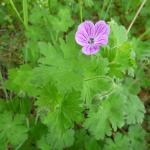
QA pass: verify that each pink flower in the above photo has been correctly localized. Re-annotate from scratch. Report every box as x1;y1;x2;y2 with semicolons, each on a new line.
75;20;110;55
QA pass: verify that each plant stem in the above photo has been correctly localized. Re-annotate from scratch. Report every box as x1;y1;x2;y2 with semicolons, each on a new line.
100;0;106;19
85;76;116;96
55;31;59;43
0;71;14;114
104;0;113;20
139;28;150;39
9;0;24;25
48;0;52;14
79;0;83;23
126;0;147;35
23;0;28;31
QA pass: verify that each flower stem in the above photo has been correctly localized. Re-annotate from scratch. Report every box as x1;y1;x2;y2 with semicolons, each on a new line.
48;0;52;14
104;0;113;20
100;0;107;19
85;76;116;96
126;0;147;35
79;0;83;23
55;31;59;43
9;0;24;25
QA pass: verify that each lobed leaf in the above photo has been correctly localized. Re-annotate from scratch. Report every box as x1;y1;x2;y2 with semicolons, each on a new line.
83;92;126;140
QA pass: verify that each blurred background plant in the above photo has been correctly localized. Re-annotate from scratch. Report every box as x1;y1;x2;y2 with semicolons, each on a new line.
0;0;150;149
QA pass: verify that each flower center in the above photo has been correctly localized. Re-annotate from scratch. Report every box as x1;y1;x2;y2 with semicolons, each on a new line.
88;38;94;44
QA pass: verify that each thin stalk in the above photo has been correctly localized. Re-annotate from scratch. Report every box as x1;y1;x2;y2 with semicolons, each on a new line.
104;0;113;20
100;0;107;19
126;0;131;14
0;71;13;113
139;28;150;39
15;141;25;150
126;0;147;35
9;0;24;25
137;61;148;74
55;31;59;43
22;0;29;64
48;0;52;14
0;8;17;34
85;76;116;96
44;14;55;44
79;0;83;23
23;0;28;31
0;71;9;103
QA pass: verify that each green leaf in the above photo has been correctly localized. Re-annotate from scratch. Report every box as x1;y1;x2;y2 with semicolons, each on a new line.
103;132;130;150
111;24;128;46
0;99;9;113
0;111;28;146
35;82;62;112
113;49;132;73
8;97;20;114
31;32;89;94
37;135;52;150
85;0;94;8
107;64;123;79
122;78;141;96
128;125;147;150
50;7;74;32
147;116;150;130
82;57;113;107
83;92;126;140
5;64;37;97
46;129;75;150
0;140;8;150
29;122;48;142
126;94;145;125
118;41;132;52
141;77;150;89
100;47;117;63
43;90;85;136
70;129;89;150
85;137;101;150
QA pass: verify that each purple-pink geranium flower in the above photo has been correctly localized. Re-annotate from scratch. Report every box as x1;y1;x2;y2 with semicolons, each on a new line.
75;20;110;55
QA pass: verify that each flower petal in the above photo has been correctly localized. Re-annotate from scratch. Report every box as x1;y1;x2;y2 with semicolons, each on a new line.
78;21;95;37
82;44;99;55
75;29;89;46
95;35;108;45
95;20;110;37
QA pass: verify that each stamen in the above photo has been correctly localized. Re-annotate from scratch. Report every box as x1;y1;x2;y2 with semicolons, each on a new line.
90;38;94;41
88;38;94;44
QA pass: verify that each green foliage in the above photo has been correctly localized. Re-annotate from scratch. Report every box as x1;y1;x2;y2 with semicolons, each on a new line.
5;64;37;97
83;92;126;140
43;90;85;136
70;129;88;150
50;6;74;32
0;111;28;146
103;132;130;150
85;0;94;8
29;122;48;142
1;0;150;149
37;135;52;150
111;24;128;46
122;78;141;96
35;82;62;112
30;31;89;94
126;94;145;125
46;128;75;150
128;125;147;150
82;58;113;107
0;99;9;113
